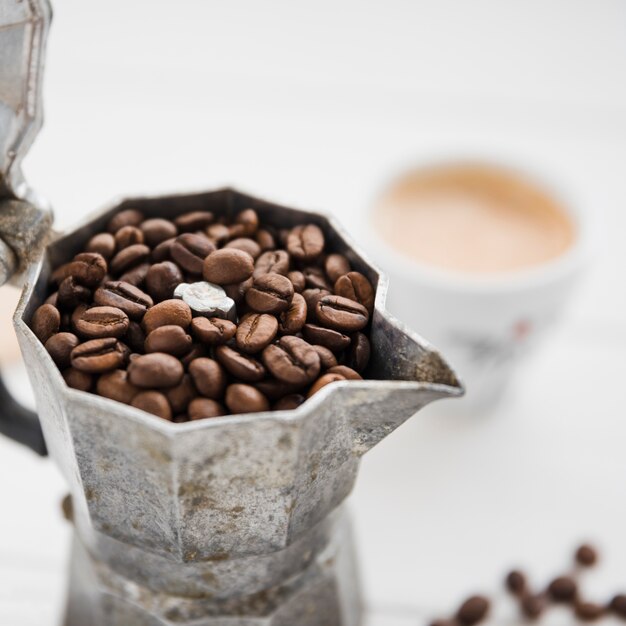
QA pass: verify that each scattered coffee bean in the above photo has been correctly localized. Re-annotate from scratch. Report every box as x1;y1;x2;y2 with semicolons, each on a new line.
57;276;91;309
307;372;346;397
107;208;144;233
255;228;276;251
236;313;278;354
94;281;153;320
174;210;214;232
346;332;371;372
278;292;307;335
262;336;320;385
114;225;144;249
140;218;178;247
128;353;184;388
610;594;626;619
189;358;227;400
575;544;598;567
45;332;80;368
215;345;266;382
302;288;331;321
225;384;269;414
145;261;184;302
225;237;261;259
85;233;116;260
548;576;577;603
229;208;258;238
287;270;306;293
302;323;351;352
74;306;129;339
311;345;338;369
505;570;526;596
253;250;290;277
119;262;150;287
97;369;140;404
206;223;231;245
520;594;546;620
142;299;192;334
145;325;193;357
456;595;490;626
203;248;254;285
316;294;369;332
188;397;225;420
71;338;128;373
62;367;93;391
303;266;331;290
131;390;172;420
575;601;605;622
325;253;351;283
170;233;215;275
286;224;324;261
110;244;151;276
246;272;294;314
180;343;207;369
334;271;375;313
55;252;107;288
32;303;61;343
190;316;237;345
152;237;175;262
273;394;305;411
327;365;362;380
166;375;197;414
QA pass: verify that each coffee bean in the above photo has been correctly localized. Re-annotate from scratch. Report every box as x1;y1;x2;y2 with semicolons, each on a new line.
346;332;370;372
206;223;230;245
505;570;526;596
128;353;184;388
236;313;278;354
575;601;605;621
71;338;128;373
85;233;116;260
131;391;172;420
255;378;302;400
520;594;546;620
303;266;331;291
174;210;214;232
229;208;258;238
142;299;192;334
286;224;324;261
145;325;193;357
166;374;197;414
253;250;290;277
246;273;294;314
278;293;307;335
327;365;361;380
94;280;153;320
74;306;129;339
203;248;255;285
57;276;91;309
307;373;346;397
273;394;305;411
32;303;61;343
145;261;184;302
119;262;150;287
334;271;375;313
287;270;305;293
70;304;88;334
456;595;490;626
575;544;598;567
171;233;215;275
225;384;269;414
110;244;151;275
126;321;146;353
180;343;208;369
311;345;338;369
62;367;93;391
191;316;237;345
45;291;58;307
302;323;351;352
302;288;331;322
189;358;227;399
225;237;261;260
316;294;369;332
215;345;265;382
114;225;144;249
256;228;276;251
140;218;178;247
325;253;351;283
152;237;176;262
97;369;140;404
188;397;225;420
548;576;577;602
262;336;320;385
609;594;626;618
45;332;80;368
107;208;144;233
58;252;107;287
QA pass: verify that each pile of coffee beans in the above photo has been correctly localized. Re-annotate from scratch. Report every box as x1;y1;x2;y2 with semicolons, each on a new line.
30;207;374;420
431;544;626;625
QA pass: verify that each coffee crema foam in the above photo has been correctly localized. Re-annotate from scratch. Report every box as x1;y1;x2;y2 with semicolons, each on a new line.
373;165;576;274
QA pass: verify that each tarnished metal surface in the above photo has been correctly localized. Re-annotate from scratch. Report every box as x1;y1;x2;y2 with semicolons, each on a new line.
15;189;463;624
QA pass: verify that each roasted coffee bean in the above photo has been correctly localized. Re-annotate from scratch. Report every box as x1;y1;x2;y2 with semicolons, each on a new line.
223;277;252;306
215;345;265;382
225;237;261;260
74;306;129;339
262;336;320;385
236;313;278;354
302;288;331;322
188;358;227;399
125;321;146;353
56;252;107;287
307;372;346;397
191;316;237;345
575;544;598;567
174;210;214;232
246;273;294;313
94;280;153;320
609;594;626;618
142;299;192;334
114;225;144;249
325;253;351;283
180;344;208;369
70;304;89;334
303;266;331;290
166;375;197;414
327;365;362;380
255;378;303;400
286;224;324;261
31;303;61;343
110;244;151;276
97;369;140;404
145;261;184;302
170;233;215;275
45;291;58;307
256;228;276;251
316;294;368;332
140;218;178;247
71;338;128;373
206;223;230;245
253;250;290;277
273;394;305;411
145;325;193;357
152;237;176;262
86;233;116;260
311;345;338;369
521;594;546;620
57;276;91;309
107;208;144;233
334;271;375;313
229;208;258;238
505;570;526;596
45;332;79;368
131;391;172;420
302;323;351;352
456;595;490;626
548;576;577;602
225;384;269;414
203;248;255;285
188;397;225;420
128;353;184;388
287;271;305;293
575;601;605;621
119;262;150;287
62;367;93;391
346;332;370;372
279;293;307;334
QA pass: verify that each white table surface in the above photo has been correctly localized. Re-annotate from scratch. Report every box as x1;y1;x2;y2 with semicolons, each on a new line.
1;1;625;624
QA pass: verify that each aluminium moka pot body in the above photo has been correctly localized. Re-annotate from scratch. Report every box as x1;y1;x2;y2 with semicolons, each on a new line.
0;2;464;625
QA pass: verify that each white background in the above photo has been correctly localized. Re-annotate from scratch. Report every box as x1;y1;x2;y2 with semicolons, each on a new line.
1;1;625;624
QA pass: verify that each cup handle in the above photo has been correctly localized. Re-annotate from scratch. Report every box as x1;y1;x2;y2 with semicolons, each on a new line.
0;375;47;456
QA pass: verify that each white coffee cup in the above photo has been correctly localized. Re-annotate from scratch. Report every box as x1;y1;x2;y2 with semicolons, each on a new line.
361;160;593;413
